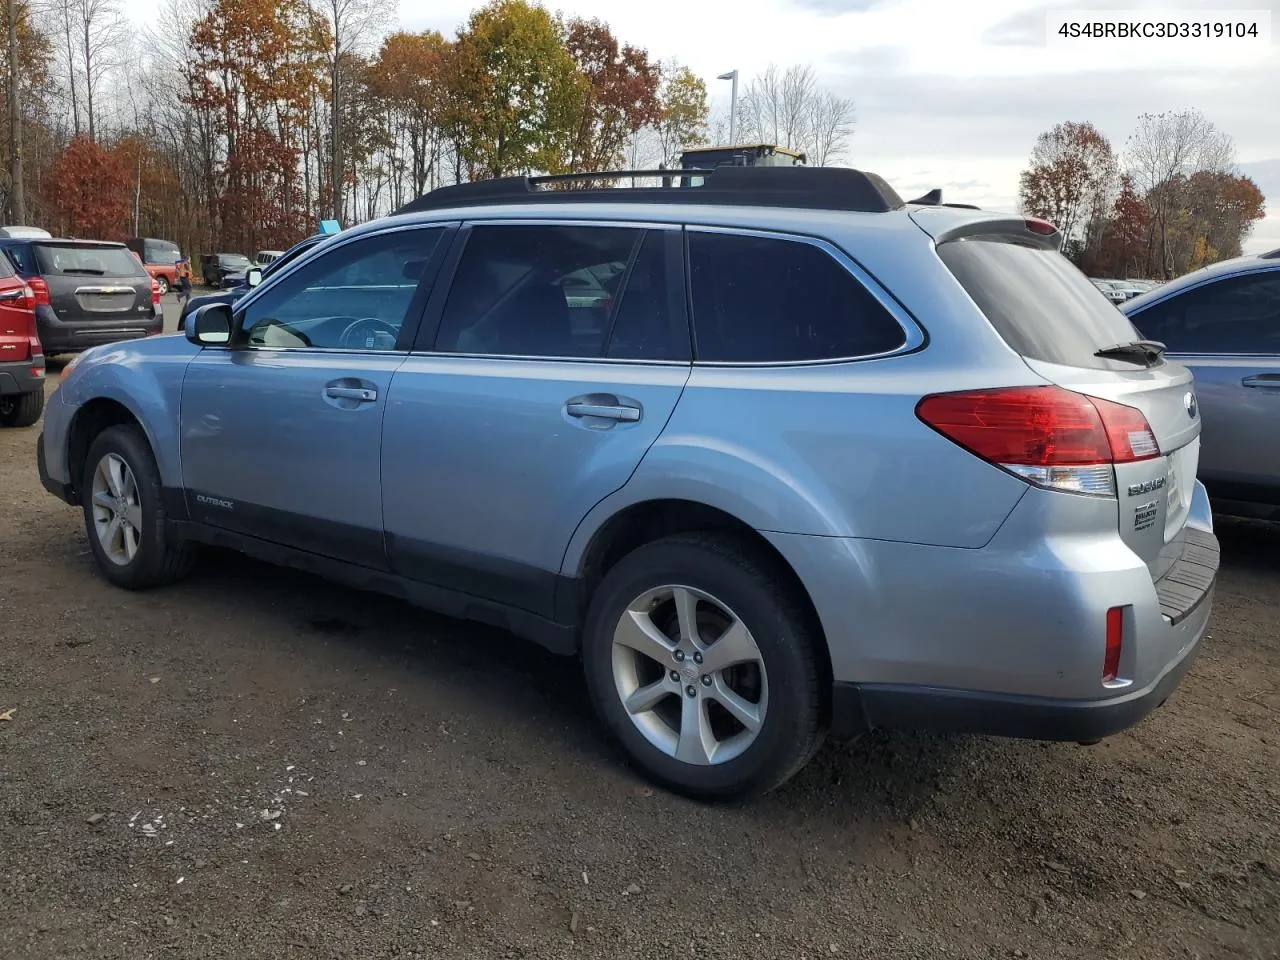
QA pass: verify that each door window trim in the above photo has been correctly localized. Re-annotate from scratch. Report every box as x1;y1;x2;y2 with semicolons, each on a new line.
410;218;692;365
1125;266;1280;359
218;222;458;357
684;224;927;367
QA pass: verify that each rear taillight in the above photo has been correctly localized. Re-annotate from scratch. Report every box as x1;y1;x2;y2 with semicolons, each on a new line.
1103;606;1124;682
27;277;50;307
915;386;1160;496
151;279;161;305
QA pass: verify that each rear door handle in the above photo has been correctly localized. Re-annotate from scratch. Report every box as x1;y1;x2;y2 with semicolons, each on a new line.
565;401;641;422
1241;374;1280;389
325;385;377;402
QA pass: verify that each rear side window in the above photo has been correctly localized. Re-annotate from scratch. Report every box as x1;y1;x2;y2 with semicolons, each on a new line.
937;238;1142;370
1129;271;1280;354
687;231;907;363
0;249;15;277
33;244;146;278
5;244;38;274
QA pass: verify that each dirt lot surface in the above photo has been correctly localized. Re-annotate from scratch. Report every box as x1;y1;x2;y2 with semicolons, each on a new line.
3;339;1278;959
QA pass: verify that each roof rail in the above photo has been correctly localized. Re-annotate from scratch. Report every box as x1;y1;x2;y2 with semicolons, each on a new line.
1260;246;1280;260
392;166;905;216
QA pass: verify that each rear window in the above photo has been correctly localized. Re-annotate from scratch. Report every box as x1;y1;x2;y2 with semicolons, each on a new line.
938;237;1143;370
144;240;180;263
34;244;147;279
219;254;250;268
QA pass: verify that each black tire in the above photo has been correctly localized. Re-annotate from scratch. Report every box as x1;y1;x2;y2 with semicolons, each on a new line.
155;276;170;295
0;389;44;428
582;532;826;800
81;424;195;590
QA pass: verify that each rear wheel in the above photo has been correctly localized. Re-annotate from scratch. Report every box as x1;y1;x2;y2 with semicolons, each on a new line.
582;533;826;800
0;390;44;428
155;276;170;295
81;425;195;589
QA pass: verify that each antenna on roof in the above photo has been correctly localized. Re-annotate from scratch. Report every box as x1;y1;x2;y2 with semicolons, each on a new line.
908;188;942;205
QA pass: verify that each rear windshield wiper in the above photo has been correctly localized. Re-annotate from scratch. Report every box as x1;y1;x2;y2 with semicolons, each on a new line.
1095;339;1166;365
61;268;106;275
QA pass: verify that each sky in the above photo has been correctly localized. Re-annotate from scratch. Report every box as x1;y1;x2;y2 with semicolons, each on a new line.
129;0;1280;254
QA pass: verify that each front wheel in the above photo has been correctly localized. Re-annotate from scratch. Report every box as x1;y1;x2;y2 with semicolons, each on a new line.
0;390;44;428
81;425;195;589
155;276;170;295
582;533;826;800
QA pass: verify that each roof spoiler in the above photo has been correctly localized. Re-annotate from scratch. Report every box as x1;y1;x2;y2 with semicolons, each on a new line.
907;187;982;210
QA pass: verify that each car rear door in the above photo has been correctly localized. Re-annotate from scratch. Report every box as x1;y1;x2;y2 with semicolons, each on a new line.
380;222;691;620
1125;268;1280;508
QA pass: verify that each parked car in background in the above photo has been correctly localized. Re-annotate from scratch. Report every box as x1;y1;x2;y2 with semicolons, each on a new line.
1122;249;1280;521
0;237;162;357
201;252;252;288
0;248;45;427
180;230;338;323
126;238;183;294
37;167;1218;799
1091;278;1138;304
255;249;284;267
0;226;52;240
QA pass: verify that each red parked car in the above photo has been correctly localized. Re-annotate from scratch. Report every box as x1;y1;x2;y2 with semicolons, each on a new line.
0;250;44;428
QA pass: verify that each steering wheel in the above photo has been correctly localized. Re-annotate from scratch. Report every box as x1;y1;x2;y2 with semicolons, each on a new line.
337;317;399;351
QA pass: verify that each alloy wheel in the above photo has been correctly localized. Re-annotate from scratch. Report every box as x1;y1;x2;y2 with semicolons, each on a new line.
90;453;143;566
611;585;768;766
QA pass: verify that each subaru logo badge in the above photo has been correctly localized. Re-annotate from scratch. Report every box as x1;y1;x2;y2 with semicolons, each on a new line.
1184;391;1198;419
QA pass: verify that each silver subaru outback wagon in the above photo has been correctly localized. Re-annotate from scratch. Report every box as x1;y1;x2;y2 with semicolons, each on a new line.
37;167;1219;799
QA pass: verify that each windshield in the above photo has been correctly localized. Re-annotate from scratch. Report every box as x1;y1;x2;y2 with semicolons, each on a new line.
938;237;1144;370
145;240;180;263
34;244;147;278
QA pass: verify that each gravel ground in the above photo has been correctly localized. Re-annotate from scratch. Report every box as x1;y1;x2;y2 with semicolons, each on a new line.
2;321;1278;958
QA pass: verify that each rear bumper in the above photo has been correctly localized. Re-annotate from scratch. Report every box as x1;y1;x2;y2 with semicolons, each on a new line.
0;355;45;395
35;305;162;354
831;584;1211;741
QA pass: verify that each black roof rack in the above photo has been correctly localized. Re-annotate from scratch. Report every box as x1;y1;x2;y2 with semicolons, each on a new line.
392;166;905;216
906;187;981;211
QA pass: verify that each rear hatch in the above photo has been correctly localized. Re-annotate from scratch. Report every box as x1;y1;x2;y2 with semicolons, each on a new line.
0;253;33;361
33;242;155;321
920;212;1200;581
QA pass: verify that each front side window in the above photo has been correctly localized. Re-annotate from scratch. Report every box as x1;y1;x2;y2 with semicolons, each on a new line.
687;231;907;363
433;224;646;358
1129;271;1280;355
239;228;446;351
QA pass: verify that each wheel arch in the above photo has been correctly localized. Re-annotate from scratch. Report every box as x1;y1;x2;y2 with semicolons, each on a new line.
566;497;833;713
66;397;160;499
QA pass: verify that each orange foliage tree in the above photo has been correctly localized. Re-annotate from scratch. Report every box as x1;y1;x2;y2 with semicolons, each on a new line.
43;136;131;238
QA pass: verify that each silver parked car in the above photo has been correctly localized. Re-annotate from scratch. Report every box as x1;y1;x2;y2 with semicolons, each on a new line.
37;167;1219;799
1122;250;1280;520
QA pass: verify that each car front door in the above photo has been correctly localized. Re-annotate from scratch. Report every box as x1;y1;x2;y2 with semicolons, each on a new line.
180;224;454;567
380;221;692;618
1128;268;1280;506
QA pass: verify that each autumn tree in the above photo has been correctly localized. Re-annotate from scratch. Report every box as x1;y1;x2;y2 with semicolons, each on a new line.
450;0;584;178
1;0;51;220
1018;121;1117;251
1126;109;1234;277
648;61;707;167
184;0;331;251
43;134;130;236
366;30;451;203
560;18;659;173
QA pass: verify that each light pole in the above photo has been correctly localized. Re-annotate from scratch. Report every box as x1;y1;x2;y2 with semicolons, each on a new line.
717;70;738;144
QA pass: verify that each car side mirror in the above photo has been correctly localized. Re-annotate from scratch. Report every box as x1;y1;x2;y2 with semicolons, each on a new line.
246;267;263;288
185;303;233;346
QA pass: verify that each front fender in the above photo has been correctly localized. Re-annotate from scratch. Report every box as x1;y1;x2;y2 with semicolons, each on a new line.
57;337;198;490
